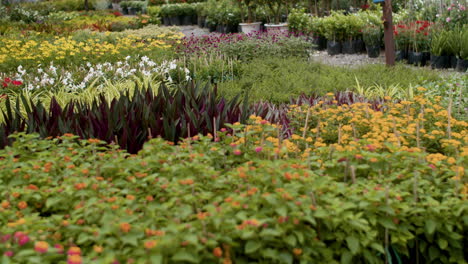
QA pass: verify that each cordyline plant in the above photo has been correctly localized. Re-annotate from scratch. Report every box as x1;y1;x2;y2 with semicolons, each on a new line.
0;82;250;153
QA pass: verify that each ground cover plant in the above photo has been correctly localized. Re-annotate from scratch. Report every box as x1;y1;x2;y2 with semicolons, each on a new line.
0;88;467;263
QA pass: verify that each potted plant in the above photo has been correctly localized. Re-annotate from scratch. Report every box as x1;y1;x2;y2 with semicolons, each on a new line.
180;3;195;25
455;26;468;72
237;0;262;34
362;25;381;58
430;29;450;69
161;4;181;26
260;0;288;32
309;16;326;50
394;23;410;62
120;1;129;15
342;14;364;54
322;12;346;55
195;2;207;28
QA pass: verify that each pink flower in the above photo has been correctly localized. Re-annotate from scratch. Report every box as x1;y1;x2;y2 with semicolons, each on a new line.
54;244;64;254
255;147;262;153
446;17;451;22
18;235;29;246
1;234;11;242
233;149;242;155
4;251;13;257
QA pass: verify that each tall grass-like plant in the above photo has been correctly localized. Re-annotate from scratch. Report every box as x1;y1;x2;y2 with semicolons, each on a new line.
430;30;449;56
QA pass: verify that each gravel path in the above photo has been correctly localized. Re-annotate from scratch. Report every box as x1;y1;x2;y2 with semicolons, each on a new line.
179;25;210;37
310;50;386;67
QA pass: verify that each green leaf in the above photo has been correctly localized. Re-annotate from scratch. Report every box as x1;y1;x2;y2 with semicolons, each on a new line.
245;240;262;254
284;235;297;247
340;250;353;264
438;238;448;250
275;206;287;216
346;236;360;255
279;252;293;264
370;243;385;254
171;250;199;263
45;196;62;208
425;219;437;235
150;255;163;264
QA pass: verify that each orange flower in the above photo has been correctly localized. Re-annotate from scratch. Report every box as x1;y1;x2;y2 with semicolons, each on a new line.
1;201;10;209
67;255;82;264
145;195;154;201
293;248;302;256
34;241;49;253
179;179;194;185
144;240;157;249
63;133;74;137
213;247;223;258
17;201;27;210
197;212;209;220
67;246;81;255
126;195;135;200
120;222;131;233
88;138;101;144
62;220;69;226
74;183;86;190
93;245;103;253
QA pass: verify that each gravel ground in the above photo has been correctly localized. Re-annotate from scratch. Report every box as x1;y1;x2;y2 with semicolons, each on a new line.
310;50;386;67
179;25;211;37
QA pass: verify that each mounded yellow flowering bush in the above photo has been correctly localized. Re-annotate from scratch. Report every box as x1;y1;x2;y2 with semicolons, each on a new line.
0;29;183;72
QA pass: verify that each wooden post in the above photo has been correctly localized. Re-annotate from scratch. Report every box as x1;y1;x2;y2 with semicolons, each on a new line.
383;0;395;66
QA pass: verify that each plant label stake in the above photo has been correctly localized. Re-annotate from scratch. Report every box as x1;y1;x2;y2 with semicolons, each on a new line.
375;0;395;66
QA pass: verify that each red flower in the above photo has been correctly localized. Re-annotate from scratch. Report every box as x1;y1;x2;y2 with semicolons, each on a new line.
12;80;22;86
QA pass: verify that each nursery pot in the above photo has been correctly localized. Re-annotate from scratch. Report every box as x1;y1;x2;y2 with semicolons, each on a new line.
354;39;365;53
366;45;380;58
264;23;288;33
430;54;450;69
316;36;327;50
327;40;342;56
450;56;457;68
128;7;136;16
182;15;192;25
122;7;128;15
239;22;262;35
208;24;216;32
395;50;407;62
163;17;171;26
342;40;357;54
456;58;468;72
408;51;423;66
197;16;206;28
169;16;181;26
422;52;430;66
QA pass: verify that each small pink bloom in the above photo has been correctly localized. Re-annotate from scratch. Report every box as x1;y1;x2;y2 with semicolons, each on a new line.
4;251;13;257
18;235;29;246
446;17;451;22
255;147;262;153
233;149;242;155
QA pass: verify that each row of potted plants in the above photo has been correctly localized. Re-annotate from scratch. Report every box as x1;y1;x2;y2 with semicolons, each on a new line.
160;3;198;26
120;0;147;15
394;22;468;71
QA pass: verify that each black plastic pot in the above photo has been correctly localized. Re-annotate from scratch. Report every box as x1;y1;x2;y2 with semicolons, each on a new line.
456;58;468;72
208;24;216;32
422;52;430;66
313;36;327;50
170;16;181;26
128;8;136;16
395;50;407;62
197;16;205;27
163;17;170;26
430;54;450;69
182;15;192;25
450;56;457;68
354;39;365;53
122;8;128;15
342;40;357;54
366;45;380;58
327;40;342;56
408;51;423;66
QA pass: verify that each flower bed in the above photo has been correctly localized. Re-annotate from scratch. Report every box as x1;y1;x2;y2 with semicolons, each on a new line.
0;92;466;262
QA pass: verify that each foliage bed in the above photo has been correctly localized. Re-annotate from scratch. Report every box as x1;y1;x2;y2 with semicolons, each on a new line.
0;91;467;263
